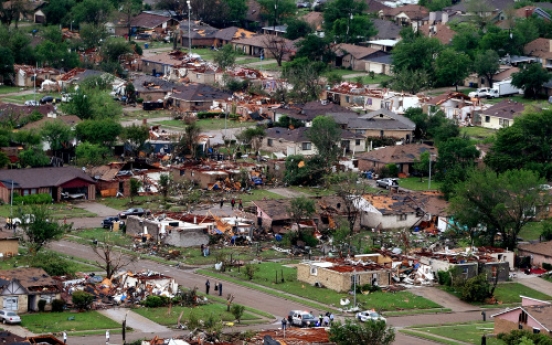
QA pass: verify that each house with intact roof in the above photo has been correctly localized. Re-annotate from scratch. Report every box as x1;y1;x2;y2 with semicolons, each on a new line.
168;83;231;112
380;4;429;30
492;296;552;337
342;108;415;143
272;100;357;127
130;12;179;32
332;43;387;71
475;99;526;129
0;167;96;203
0;267;62;313
518;241;552;268
356;143;436;175
524;38;552;71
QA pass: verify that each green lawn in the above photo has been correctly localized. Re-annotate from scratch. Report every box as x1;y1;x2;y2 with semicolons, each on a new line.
322;68;363;77
68;228;134;247
519;221;545;241
253;62;281;72
122;109;170;119
0;248;95;272
158;118;253;130
237;57;263;65
22;311;120;333
359;74;392;85
461;126;497;139
402;322;502;345
440;282;552;306
0;203;96;220
0;92;62;104
0;86;23;94
287;186;336;197
200;262;441;312
133;303;265;326
398;177;443;191
482;95;546;106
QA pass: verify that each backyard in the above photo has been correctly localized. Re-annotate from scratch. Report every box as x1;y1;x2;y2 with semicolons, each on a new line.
398;177;443;191
461;126;497;139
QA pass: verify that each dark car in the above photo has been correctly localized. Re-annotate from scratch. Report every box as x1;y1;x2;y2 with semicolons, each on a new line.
118;208;150;218
40;96;61;104
101;216;123;229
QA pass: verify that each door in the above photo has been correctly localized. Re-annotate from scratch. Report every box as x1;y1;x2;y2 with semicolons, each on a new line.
3;296;18;311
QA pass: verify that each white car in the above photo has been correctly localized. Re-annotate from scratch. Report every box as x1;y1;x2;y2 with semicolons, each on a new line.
356;310;386;323
0;309;21;324
376;178;399;189
24;100;39;106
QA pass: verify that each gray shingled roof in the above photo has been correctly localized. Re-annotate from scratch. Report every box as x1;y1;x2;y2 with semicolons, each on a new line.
170;83;231;102
0;167;95;189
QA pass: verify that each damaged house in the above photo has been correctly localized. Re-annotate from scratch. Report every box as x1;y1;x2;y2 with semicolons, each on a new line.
0;268;62;313
327;83;385;111
115;272;179;297
340;108;415;144
297;255;392;293
356;143;437;176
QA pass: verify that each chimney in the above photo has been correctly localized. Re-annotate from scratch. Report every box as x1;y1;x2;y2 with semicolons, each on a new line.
442;11;448;23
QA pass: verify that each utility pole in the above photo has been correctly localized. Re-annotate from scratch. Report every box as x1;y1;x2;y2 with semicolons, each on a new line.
187;1;192;55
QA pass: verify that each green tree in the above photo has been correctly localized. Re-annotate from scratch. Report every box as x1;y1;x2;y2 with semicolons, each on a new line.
214;44;237;71
62;88;122;120
435;49;471;90
76;142;110;166
295;35;335;62
75;119;122;146
130;178;141;201
403;107;428;139
450;25;481;59
413;151;430;180
511;63;552;99
0;151;9;169
323;0;373;43
235;127;265;151
283;155;326;186
282;57;326;103
70;0;114;27
418;0;451;11
0;47;14;83
392;35;442;76
41;120;73;152
19;149;50;168
158;174;171;199
435;137;480;199
449;168;549;249
460;274;491;302
474;49;500;87
121;124;149;157
42;0;75;25
101;37;133;63
329;319;395;345
230;304;245;323
307;116;342;171
284;18;313;40
18;204;68;255
484;109;552;178
176;120;201;158
258;0;295;27
79;22;109;50
390;68;432;94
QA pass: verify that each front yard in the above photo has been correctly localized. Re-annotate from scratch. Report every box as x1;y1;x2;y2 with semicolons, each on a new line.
399;177;443;191
158;118;253;131
0;203;96;220
461;126;497;139
21;311;121;334
401;321;501;345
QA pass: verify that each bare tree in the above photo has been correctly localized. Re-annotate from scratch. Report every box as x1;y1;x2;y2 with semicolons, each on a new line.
91;235;137;279
326;172;368;237
263;35;290;67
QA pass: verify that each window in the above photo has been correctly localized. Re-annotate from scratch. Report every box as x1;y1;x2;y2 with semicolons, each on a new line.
355;139;361;146
485;116;490;123
267;138;273;147
380;130;384;137
397;214;407;221
195;102;202;106
31;188;37;194
302;142;312;150
499;119;509;127
345;96;350;103
23;189;29;196
519;311;528;323
310;266;318;276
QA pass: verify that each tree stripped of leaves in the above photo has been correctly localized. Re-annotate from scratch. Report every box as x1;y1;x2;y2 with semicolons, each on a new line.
287;197;316;233
91;235;137;279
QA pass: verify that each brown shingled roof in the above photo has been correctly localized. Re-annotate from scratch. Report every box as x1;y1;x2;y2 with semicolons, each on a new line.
0;267;60;294
524;38;552;60
418;23;456;44
356;143;436;164
333;43;379;60
518;240;552;257
480;99;526;120
130;12;173;29
0;167;95;189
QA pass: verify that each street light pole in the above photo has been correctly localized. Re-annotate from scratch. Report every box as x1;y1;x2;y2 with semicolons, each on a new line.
428;155;433;190
187;1;192;55
70;20;74;32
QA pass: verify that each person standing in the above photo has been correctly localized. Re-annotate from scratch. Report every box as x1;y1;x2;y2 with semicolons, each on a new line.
105;330;109;345
218;282;222;296
281;317;287;330
238;200;243;210
231;198;235;210
63;331;67;344
205;279;210;295
220;198;224;209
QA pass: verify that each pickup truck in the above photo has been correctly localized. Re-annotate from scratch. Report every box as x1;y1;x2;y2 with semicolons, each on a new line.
468;88;495;98
376;178;399;190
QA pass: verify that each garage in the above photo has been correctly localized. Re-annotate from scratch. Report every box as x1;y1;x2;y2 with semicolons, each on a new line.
3;296;18;311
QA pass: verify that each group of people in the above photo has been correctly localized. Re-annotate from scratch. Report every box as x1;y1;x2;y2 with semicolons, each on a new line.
317;311;334;327
205;279;223;296
220;198;243;210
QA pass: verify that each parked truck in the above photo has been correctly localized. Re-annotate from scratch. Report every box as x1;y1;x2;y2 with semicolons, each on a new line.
468;79;522;98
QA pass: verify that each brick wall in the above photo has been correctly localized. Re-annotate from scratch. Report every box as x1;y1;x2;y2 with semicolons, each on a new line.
494;317;518;336
0;239;18;256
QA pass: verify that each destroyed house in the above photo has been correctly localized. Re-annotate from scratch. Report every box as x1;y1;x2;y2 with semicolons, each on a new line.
273;100;357;127
169;83;231;112
327;83;385;110
0;268;61;313
297;256;392;293
116;272;178;297
356;143;436;175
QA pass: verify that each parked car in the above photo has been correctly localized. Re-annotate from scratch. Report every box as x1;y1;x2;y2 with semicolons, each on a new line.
40;95;54;104
118;208;150;218
356;310;386;323
61;93;73;102
9;214;35;226
0;310;21;324
468;87;494;99
376;178;399;189
24;100;39;106
288;310;317;327
101;216;124;229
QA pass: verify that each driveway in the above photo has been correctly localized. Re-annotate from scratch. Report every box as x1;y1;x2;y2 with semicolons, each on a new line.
408;286;479;312
514;275;552;296
74;202;120;217
98;308;170;333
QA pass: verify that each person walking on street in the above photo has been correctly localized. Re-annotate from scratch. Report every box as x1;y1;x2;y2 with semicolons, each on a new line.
63;331;67;344
218;282;222;296
231;198;235;210
205;279;210;294
281;317;287;330
220;199;224;209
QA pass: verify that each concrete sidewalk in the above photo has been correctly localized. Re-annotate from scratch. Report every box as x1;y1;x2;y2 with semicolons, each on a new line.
98;308;170;333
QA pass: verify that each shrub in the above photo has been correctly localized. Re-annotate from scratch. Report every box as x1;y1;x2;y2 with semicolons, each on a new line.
231;304;245;323
196;112;220;119
13;193;52;205
437;270;452;286
386;164;399;177
543;263;552;271
136;97;143;103
144;295;163;308
460;274;490;302
38;299;47;312
244;264;257;280
51;298;65;312
72;291;93;310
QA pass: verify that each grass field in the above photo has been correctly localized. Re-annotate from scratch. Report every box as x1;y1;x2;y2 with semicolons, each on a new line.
0;248;95;272
519;221;545;241
0;86;24;94
133;303;265;326
158;118;253;131
461;126;497;139
483;94;546;106
440;282;552;306
403;321;502;345
22;311;120;333
359;74;392;85
322;69;363;77
122;109;170;119
399;177;443;191
201;262;441;312
0;92;62;104
69;228;134;247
